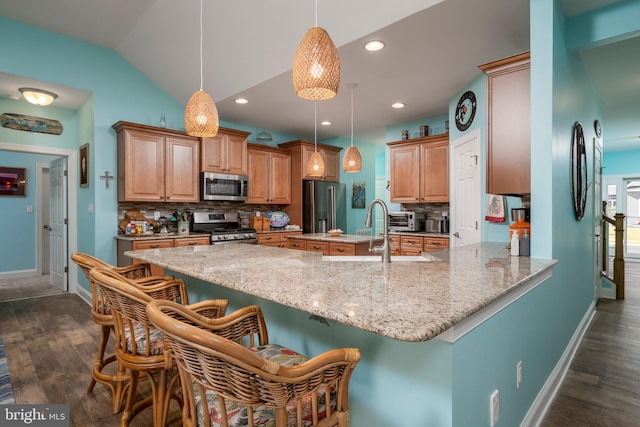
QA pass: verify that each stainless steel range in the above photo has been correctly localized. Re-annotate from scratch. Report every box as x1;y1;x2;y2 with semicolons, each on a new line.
192;212;257;244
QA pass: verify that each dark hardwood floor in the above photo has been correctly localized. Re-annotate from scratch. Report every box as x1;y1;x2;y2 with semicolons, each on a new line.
0;261;638;426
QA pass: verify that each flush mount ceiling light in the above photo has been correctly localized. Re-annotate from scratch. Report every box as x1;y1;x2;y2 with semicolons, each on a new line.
292;0;340;101
364;40;385;51
307;102;325;176
184;0;219;137
19;88;58;106
234;98;248;104
321;121;331;126
392;102;405;109
343;83;362;173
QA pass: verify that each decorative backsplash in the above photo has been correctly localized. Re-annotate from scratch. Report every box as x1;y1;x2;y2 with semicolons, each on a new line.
398;203;450;219
117;201;283;229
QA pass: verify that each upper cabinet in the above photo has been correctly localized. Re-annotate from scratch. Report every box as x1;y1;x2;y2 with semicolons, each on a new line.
246;144;291;204
278;140;342;182
480;51;531;195
387;134;449;203
113;121;199;203
200;127;250;175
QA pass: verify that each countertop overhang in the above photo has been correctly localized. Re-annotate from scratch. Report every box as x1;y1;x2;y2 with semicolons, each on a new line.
125;243;556;342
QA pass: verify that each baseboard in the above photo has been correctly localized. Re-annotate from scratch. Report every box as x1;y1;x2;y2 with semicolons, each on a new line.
0;270;37;280
521;301;596;426
75;286;92;307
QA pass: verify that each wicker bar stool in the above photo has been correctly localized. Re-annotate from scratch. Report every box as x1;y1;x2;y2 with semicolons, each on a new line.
72;252;170;413
146;299;361;427
90;267;228;427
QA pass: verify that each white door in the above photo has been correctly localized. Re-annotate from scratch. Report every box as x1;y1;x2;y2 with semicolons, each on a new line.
451;129;482;246
39;165;50;274
49;157;67;291
593;139;602;300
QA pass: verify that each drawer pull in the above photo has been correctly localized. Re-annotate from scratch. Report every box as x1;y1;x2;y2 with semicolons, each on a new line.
188;242;197;245
312;245;321;249
336;248;345;252
433;242;441;246
149;244;159;248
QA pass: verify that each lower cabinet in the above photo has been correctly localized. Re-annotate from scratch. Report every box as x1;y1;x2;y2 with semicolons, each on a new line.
287;238;372;255
258;231;303;248
424;237;449;252
117;236;210;276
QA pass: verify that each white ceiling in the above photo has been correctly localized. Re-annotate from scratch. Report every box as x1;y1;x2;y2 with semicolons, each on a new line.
0;0;638;150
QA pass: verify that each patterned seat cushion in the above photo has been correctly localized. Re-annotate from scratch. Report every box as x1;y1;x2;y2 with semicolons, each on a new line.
194;344;337;427
124;323;164;356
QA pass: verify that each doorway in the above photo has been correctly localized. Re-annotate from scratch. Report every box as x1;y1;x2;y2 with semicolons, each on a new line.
605;177;640;259
0;142;78;294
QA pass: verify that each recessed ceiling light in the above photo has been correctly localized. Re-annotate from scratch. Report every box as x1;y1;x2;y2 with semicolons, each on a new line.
234;98;248;104
392;102;405;109
365;40;385;51
321;121;331;126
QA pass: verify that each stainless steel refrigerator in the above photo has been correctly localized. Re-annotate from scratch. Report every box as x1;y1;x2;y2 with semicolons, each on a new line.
303;180;347;233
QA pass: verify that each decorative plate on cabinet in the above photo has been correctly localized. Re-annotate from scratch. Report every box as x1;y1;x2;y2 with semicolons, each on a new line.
267;211;290;227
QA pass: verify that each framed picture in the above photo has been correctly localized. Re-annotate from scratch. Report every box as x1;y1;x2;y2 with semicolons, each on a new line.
79;143;89;188
0;166;26;196
352;180;366;209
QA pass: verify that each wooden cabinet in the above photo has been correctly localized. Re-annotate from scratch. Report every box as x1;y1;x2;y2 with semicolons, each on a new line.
400;235;423;256
277;140;343;228
424;237;449;252
257;230;303;248
200;127;250;175
389;235;401;256
114;121;199;203
480;51;530;195
116;236;209;276
387;134;449;203
305;241;329;253
246;144;291;204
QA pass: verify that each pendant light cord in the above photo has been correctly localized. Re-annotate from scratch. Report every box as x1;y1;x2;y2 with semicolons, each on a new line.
314;0;318;27
199;0;204;91
350;86;354;147
314;101;318;152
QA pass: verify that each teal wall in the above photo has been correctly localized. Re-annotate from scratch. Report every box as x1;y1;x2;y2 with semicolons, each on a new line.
603;150;640;176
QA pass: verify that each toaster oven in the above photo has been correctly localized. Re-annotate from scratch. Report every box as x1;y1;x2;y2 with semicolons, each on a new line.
388;211;425;232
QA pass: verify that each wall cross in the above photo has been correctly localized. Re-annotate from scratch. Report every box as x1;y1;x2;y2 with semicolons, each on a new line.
100;170;114;189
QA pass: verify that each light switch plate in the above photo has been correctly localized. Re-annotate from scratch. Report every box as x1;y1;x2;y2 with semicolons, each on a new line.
26;205;33;213
88;204;94;214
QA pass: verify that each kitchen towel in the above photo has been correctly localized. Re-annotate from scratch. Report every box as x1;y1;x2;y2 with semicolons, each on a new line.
485;194;506;222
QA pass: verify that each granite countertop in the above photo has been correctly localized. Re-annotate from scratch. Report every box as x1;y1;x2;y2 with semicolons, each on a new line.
125;243;556;342
287;233;383;243
115;232;210;241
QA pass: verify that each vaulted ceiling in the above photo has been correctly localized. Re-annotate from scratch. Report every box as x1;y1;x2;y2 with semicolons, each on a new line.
0;0;638;150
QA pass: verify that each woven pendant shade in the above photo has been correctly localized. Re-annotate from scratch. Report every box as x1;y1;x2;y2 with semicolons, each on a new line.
307;151;325;176
343;83;361;172
343;146;362;172
293;26;340;101
184;90;219;137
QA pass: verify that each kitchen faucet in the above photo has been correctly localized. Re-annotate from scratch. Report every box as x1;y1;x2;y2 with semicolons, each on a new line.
364;199;391;263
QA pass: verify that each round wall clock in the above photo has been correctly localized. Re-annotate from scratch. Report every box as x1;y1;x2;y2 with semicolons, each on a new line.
594;120;602;138
455;91;477;131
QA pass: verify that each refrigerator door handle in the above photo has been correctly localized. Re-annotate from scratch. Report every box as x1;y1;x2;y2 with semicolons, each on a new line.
328;185;336;231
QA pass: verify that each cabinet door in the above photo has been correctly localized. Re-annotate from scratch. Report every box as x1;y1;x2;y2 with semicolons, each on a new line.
257;233;280;246
306;241;329;254
424;237;449;252
420;141;449;202
225;133;248;175
123;129;165;202
330;243;356;256
322;149;340;182
165;135;199;202
246;148;270;203
484;54;530;195
201;132;248;174
389;144;420;203
269;151;291;204
287;240;307;251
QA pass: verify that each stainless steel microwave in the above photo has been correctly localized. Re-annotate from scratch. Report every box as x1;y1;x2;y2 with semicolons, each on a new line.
388;211;425;232
201;172;248;201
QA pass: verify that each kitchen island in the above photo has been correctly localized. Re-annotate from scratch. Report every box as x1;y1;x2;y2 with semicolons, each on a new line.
126;243;557;425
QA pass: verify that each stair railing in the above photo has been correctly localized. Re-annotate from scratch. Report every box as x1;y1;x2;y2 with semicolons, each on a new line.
602;201;625;299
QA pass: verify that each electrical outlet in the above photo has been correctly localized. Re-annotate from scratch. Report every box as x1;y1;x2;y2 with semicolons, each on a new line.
154;211;161;220
490;389;499;426
517;361;523;389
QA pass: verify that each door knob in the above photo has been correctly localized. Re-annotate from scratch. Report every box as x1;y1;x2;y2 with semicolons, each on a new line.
44;225;52;231
453;232;460;238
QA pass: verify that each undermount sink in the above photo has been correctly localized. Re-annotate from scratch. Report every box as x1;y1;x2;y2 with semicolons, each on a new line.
322;256;431;262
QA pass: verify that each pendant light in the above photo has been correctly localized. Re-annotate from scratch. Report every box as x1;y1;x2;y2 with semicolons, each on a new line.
184;0;219;137
307;102;325;176
343;83;362;173
292;0;340;101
